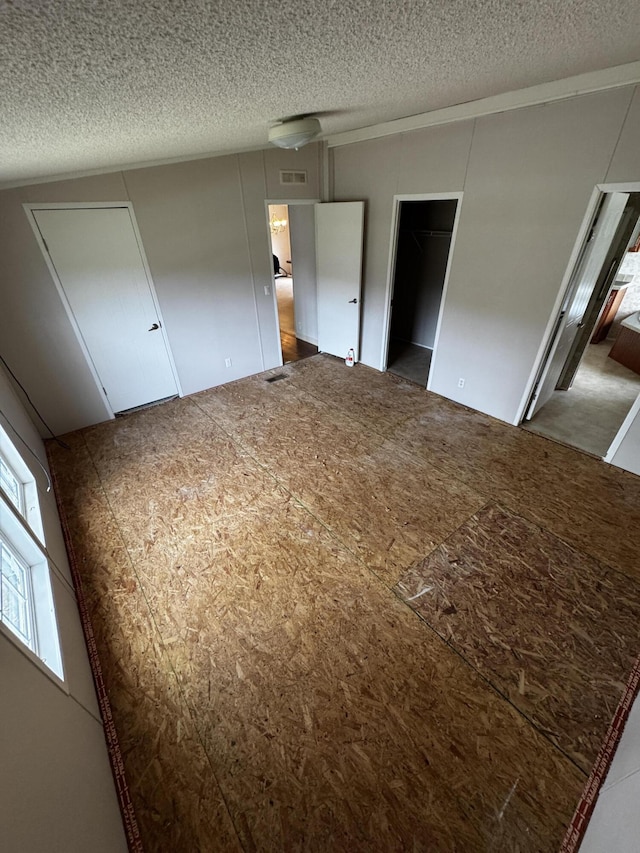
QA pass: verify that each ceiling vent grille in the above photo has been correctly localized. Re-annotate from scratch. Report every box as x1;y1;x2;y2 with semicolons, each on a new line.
279;170;307;186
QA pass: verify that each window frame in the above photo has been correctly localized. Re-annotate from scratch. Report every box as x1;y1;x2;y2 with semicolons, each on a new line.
0;425;64;683
0;531;37;651
0;453;25;515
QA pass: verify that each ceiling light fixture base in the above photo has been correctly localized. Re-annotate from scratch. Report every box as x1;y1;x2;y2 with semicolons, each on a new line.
268;117;321;150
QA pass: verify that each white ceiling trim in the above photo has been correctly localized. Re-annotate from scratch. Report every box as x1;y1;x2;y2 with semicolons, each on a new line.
326;61;640;148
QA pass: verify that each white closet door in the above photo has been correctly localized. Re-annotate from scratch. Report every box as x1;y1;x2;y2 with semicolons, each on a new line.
315;202;364;360
33;207;177;413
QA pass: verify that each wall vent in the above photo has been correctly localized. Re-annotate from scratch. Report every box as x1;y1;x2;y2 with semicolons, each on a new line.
279;170;308;186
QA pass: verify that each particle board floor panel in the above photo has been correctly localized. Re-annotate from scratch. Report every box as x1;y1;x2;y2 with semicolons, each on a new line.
386;391;640;581
222;357;640;581
395;503;640;773
49;433;242;853
46;354;640;852
50;429;581;852
129;502;580;852
192;381;486;584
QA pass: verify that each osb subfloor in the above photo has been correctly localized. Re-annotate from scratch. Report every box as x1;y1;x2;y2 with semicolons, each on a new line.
46;354;640;852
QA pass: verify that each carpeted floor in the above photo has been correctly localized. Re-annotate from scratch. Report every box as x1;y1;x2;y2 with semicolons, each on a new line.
386;339;432;386
525;338;640;457
47;355;640;852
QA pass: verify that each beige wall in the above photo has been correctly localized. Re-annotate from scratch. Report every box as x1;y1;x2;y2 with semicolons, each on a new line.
0;146;321;434
333;87;639;427
0;367;127;852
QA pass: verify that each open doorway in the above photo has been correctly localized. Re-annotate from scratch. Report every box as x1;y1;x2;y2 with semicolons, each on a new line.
523;191;640;457
267;203;318;365
384;197;459;386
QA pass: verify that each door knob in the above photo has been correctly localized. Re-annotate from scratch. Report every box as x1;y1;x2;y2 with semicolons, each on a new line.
148;323;159;331
348;298;358;304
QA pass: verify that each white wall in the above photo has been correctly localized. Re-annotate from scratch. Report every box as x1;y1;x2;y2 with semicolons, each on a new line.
0;147;321;434
0;366;127;852
288;204;318;344
610;401;640;475
332;87;639;427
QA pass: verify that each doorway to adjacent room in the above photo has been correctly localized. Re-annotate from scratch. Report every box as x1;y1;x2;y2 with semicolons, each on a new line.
523;190;640;458
266;203;318;365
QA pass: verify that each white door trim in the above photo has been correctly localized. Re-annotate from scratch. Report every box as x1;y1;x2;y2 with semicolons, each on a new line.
23;202;183;417
604;392;640;463
265;198;321;367
515;187;603;426
380;191;464;386
516;181;640;463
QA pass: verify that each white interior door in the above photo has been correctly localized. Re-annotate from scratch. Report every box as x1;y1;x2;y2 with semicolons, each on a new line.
33;207;178;413
315;202;364;360
526;193;628;419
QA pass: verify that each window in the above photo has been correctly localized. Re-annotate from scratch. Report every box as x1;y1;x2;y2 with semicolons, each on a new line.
1;534;35;650
0;425;63;679
0;454;23;514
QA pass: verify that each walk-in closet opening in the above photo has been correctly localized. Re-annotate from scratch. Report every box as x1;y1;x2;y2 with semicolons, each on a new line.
385;198;458;386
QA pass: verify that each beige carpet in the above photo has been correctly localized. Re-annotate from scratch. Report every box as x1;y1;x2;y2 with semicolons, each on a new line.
525;339;640;457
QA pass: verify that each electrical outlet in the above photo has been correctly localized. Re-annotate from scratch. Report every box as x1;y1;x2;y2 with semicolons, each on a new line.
225;357;232;368
458;377;465;388
264;285;271;295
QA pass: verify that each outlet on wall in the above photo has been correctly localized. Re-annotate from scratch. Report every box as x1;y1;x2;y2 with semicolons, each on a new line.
225;357;232;368
264;285;271;295
458;377;465;388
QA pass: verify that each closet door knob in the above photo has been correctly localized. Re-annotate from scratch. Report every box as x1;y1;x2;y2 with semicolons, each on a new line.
148;323;159;331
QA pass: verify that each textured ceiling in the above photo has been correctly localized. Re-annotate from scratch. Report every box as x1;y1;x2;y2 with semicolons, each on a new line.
1;0;639;185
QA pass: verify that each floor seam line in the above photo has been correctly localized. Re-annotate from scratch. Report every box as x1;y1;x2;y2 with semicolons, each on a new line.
395;588;589;779
189;398;581;772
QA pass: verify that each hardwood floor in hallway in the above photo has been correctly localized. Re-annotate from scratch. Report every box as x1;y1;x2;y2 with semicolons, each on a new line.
47;354;640;852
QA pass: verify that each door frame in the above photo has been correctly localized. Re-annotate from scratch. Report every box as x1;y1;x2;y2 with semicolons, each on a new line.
264;198;320;368
517;186;604;424
23;201;182;418
517;181;640;460
522;191;631;420
380;192;464;389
